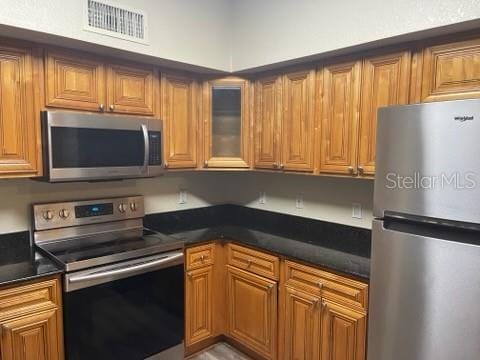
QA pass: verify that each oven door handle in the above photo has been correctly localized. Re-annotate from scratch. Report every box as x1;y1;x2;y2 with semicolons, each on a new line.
67;252;183;288
141;124;149;173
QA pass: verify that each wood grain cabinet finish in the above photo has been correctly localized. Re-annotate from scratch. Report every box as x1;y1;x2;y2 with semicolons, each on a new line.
161;73;198;168
281;286;321;360
0;43;41;177
358;51;411;175
254;75;282;170
421;38;480;102
0;277;63;360
282;70;316;172
321;299;367;360
185;266;214;346
107;64;156;115
226;243;279;281
45;50;105;112
202;77;250;168
226;265;277;359
318;61;362;175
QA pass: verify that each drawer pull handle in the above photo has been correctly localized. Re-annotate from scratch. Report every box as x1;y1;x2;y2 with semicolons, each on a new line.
200;255;205;262
247;259;252;267
317;282;323;289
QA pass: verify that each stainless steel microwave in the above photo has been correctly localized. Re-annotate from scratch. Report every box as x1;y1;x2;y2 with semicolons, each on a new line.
40;111;164;182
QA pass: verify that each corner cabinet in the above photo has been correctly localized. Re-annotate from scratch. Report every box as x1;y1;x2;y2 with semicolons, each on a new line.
0;42;41;177
0;276;64;360
202;77;250;168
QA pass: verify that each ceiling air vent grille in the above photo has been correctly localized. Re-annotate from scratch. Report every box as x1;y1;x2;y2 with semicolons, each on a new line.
85;0;148;44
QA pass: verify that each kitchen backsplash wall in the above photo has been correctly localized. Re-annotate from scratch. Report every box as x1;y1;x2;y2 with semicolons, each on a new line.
0;172;374;234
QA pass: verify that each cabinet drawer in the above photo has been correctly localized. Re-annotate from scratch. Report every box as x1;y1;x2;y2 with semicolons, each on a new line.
226;243;279;280
186;243;215;270
0;278;60;321
283;260;368;310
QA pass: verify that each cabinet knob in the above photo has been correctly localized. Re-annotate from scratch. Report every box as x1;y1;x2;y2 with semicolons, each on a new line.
164;162;169;169
99;103;105;111
267;284;274;292
109;104;115;111
317;282;323;289
358;166;364;175
279;163;284;170
273;163;278;169
200;255;205;262
187;272;192;278
312;299;319;309
247;259;252;267
322;301;328;309
348;166;357;175
204;160;208;168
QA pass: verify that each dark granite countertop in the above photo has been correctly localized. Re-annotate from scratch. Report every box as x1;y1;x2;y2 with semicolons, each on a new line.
145;205;371;280
0;231;63;288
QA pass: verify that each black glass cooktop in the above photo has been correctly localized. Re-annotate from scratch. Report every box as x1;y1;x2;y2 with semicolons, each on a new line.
37;229;184;272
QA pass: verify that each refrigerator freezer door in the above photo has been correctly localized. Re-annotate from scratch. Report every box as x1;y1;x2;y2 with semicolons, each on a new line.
368;219;480;360
374;99;480;223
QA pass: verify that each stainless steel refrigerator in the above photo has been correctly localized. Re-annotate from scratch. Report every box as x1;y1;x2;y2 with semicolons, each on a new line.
368;99;480;360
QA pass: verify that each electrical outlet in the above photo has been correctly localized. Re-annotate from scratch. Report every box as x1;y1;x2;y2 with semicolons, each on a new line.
352;203;362;219
178;190;188;204
259;191;267;205
295;195;304;209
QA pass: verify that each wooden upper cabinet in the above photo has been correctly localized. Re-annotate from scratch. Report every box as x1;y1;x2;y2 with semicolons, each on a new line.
358;51;411;176
318;61;361;175
254;75;282;170
281;286;321;360
203;77;250;168
227;265;277;359
45;50;105;112
185;266;214;346
162;73;198;168
107;64;156;115
0;44;41;176
282;70;315;172
421;38;480;102
321;300;366;360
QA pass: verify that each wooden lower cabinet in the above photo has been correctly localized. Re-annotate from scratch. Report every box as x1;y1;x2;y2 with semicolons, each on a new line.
226;265;277;359
185;265;214;346
0;277;63;360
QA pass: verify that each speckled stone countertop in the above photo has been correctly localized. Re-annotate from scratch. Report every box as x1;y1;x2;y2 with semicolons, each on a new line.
145;205;371;280
0;231;63;287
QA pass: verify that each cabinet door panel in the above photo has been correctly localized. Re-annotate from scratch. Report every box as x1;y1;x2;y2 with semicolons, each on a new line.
254;75;282;170
185;266;213;346
162;73;198;168
45;50;105;111
107;64;156;115
422;38;480;102
321;300;366;360
227;266;277;359
319;61;361;175
0;45;40;175
0;309;61;360
358;51;411;175
282;70;315;172
282;286;321;360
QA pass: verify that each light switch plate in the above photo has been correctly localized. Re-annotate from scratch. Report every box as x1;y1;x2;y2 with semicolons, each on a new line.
259;191;267;205
295;195;304;209
178;190;188;204
352;203;362;219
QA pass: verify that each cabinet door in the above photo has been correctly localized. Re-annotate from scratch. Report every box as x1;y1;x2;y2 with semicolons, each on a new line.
319;61;361;175
45;50;105;112
282;70;315;172
0;309;62;360
185;266;213;346
107;64;156;115
0;45;40;176
254;75;282;170
203;78;250;168
321;300;366;360
227;266;277;359
162;73;198;168
421;38;480;102
358;51;411;176
281;286;321;360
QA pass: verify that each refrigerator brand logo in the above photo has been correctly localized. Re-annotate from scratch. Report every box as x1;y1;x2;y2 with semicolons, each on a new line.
454;115;474;122
386;172;477;190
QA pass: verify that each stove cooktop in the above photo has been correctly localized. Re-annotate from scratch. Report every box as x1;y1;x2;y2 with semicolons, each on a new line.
37;229;184;272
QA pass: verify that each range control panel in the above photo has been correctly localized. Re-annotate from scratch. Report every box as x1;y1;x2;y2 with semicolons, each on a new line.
33;196;144;231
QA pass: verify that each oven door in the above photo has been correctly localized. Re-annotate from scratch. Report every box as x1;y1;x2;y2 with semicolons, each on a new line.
42;111;163;182
63;251;184;360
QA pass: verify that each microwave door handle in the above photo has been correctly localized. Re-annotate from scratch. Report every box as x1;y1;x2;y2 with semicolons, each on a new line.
141;124;149;173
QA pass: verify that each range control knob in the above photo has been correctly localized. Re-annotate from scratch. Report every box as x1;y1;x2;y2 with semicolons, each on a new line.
130;202;138;211
118;203;127;213
43;210;54;221
59;209;70;219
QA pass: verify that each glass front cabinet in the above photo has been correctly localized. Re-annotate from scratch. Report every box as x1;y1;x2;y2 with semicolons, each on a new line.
202;77;250;168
